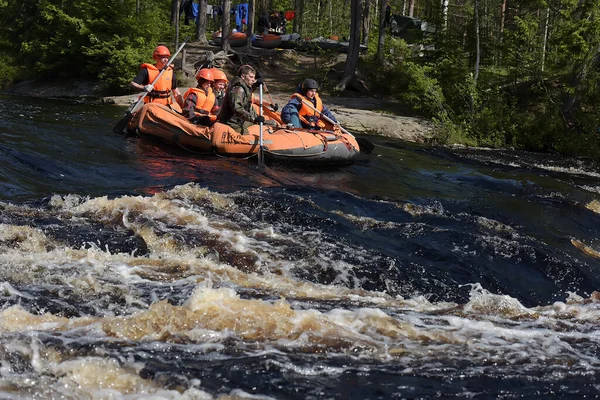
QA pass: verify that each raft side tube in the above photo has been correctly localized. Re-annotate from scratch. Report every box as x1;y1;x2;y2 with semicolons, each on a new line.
128;103;213;152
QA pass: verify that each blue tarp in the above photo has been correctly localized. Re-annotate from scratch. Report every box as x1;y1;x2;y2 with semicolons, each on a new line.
234;3;248;30
184;1;247;27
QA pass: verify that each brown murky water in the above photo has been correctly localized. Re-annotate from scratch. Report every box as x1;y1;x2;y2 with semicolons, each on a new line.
1;94;599;398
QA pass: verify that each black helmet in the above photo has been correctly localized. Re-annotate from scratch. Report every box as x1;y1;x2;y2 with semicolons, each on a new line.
301;78;319;93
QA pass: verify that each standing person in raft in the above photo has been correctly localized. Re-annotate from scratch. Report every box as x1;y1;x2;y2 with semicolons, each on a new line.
130;45;184;111
218;65;265;134
281;78;339;130
182;68;216;125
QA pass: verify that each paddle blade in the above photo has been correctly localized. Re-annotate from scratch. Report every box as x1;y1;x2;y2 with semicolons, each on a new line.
356;137;375;155
257;145;266;167
113;112;133;134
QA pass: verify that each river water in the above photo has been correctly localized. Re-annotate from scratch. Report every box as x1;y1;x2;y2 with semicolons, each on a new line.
0;93;599;399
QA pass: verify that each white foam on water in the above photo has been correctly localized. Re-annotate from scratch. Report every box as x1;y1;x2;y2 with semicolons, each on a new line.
579;185;600;194
1;183;599;397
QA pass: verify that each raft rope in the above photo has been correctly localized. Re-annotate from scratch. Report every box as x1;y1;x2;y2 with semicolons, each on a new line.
336;132;354;152
313;132;329;152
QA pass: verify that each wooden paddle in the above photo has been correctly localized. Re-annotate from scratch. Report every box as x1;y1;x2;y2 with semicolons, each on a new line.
293;95;375;155
113;37;190;134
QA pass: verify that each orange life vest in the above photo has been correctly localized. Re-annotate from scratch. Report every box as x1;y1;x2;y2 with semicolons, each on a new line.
293;93;326;129
183;87;217;121
142;63;174;105
251;94;284;125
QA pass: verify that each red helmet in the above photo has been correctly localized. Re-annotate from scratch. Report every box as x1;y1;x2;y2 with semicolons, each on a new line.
196;68;214;82
152;45;171;60
209;68;229;83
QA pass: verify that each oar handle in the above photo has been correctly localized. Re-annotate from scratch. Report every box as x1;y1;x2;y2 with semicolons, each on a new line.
129;36;191;113
260;81;279;111
294;94;354;138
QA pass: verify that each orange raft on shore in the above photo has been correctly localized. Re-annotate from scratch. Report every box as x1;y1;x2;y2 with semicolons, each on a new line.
127;103;361;164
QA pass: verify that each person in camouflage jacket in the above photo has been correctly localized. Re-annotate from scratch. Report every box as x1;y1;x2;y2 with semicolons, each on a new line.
218;65;264;134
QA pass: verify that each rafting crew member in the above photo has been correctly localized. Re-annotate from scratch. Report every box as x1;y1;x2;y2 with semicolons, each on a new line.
130;45;184;111
209;68;229;118
281;78;339;130
182;68;217;125
257;12;270;35
218;65;266;134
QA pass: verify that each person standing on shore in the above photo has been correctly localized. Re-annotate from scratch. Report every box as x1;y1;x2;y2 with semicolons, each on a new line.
257;12;270;34
130;45;184;111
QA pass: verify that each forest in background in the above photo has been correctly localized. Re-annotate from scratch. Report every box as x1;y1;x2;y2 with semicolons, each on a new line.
0;0;599;159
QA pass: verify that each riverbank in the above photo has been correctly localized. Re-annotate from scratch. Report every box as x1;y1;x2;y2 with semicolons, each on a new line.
5;44;434;143
102;91;434;143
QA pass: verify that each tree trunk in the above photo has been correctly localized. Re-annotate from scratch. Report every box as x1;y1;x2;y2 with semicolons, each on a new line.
196;0;209;44
258;0;268;15
442;0;449;29
294;0;304;36
293;0;298;33
222;0;232;53
361;0;371;46
473;0;480;86
540;5;550;74
408;0;415;17
499;0;507;35
375;0;387;62
497;0;507;65
330;0;333;36
316;0;321;37
246;0;255;47
174;0;181;48
171;0;179;26
336;0;362;91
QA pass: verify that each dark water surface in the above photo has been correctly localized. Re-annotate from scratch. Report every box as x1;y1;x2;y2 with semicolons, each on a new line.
0;93;599;399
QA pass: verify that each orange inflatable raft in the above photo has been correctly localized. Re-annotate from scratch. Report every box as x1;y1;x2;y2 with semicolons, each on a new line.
252;34;283;49
211;31;248;47
127;103;361;164
128;103;213;153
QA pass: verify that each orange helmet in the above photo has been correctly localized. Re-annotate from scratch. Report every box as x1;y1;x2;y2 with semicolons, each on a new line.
153;45;171;60
209;68;229;83
196;68;214;82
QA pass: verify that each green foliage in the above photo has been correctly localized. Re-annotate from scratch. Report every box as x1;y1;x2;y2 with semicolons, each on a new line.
398;62;446;118
502;14;541;81
0;55;19;88
391;0;600;161
84;36;150;93
269;0;290;14
365;37;411;93
366;24;382;56
0;0;599;162
0;0;175;93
